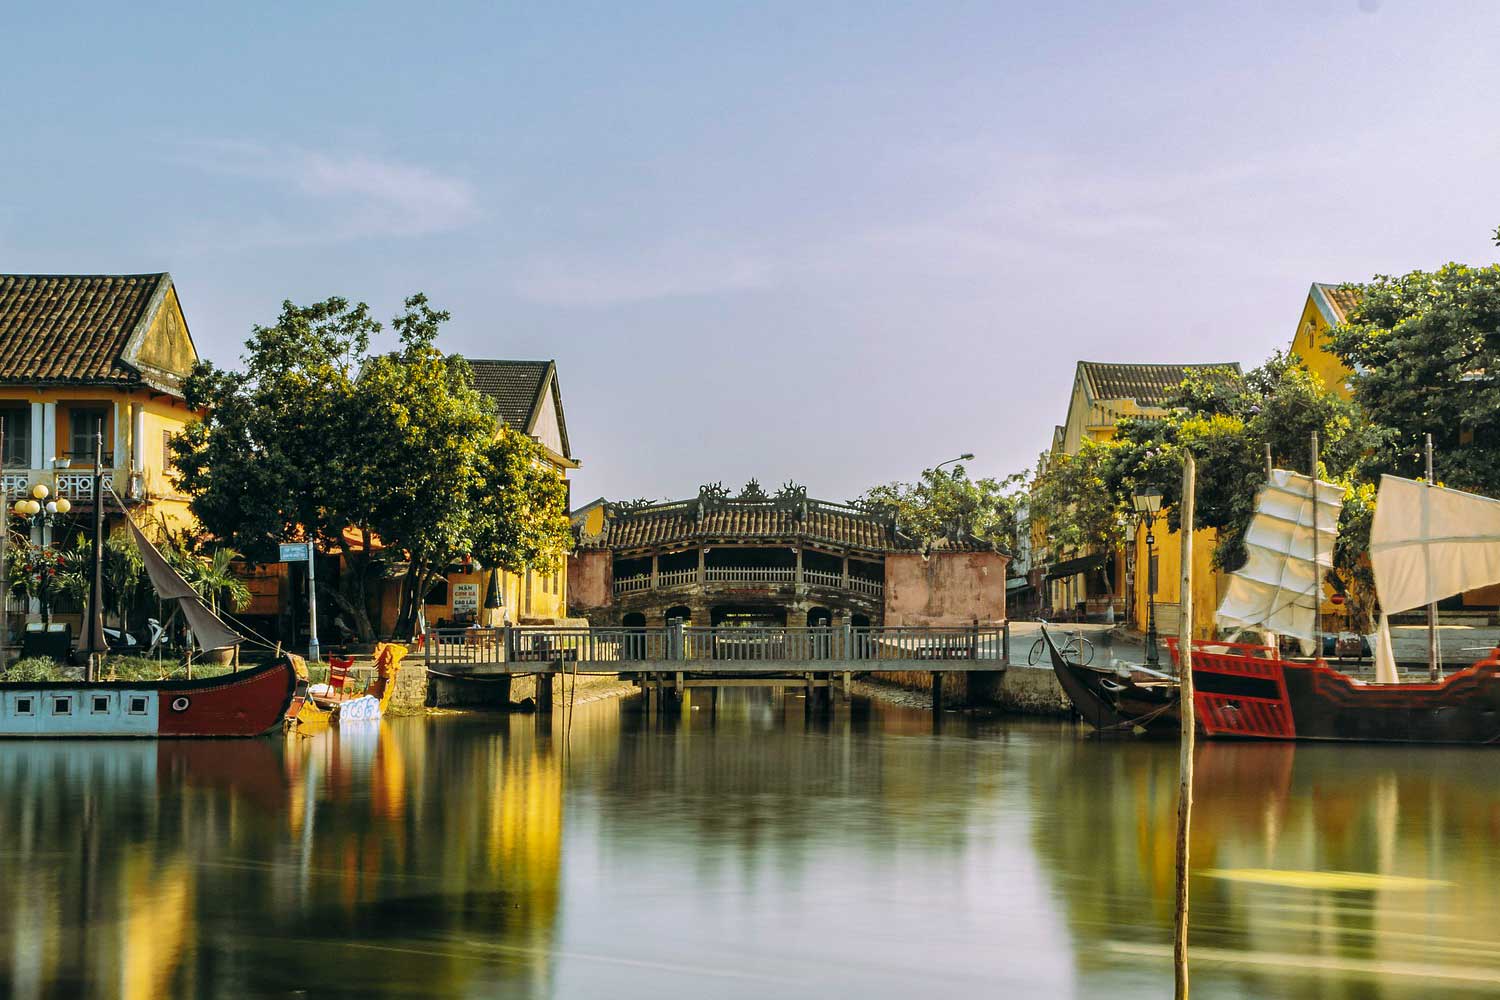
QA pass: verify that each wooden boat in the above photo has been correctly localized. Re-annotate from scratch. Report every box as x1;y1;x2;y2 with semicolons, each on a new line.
1174;637;1500;744
1189;470;1500;744
0;654;304;738
1042;626;1179;735
291;642;406;728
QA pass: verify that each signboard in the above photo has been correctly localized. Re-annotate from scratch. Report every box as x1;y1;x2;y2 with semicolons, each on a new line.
279;542;310;563
452;583;480;617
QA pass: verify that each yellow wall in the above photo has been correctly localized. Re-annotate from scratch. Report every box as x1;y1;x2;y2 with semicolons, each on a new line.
1130;516;1222;641
1289;294;1353;400
0;386;196;532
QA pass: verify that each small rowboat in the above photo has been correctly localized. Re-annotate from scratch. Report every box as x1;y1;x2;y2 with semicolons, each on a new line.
290;642;406;728
0;655;304;739
1042;626;1179;736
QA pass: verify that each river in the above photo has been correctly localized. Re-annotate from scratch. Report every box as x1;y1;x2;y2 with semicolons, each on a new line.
1;692;1497;998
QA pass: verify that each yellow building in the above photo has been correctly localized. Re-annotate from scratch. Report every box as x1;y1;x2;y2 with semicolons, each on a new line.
1289;282;1362;399
381;359;581;630
1;273;203;635
1040;361;1237;640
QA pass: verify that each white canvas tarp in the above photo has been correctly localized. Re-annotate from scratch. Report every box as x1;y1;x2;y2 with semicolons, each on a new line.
1369;474;1500;615
1216;469;1345;642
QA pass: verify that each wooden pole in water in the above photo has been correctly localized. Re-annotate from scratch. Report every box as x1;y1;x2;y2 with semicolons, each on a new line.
1426;433;1439;681
1310;431;1322;647
1265;441;1273;481
1174;451;1196;1000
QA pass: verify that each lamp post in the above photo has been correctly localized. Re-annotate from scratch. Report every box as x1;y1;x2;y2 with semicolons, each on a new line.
10;484;72;627
934;453;975;475
1133;487;1164;666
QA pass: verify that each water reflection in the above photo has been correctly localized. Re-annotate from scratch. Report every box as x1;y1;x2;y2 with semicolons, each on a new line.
2;695;1499;998
1031;736;1500;998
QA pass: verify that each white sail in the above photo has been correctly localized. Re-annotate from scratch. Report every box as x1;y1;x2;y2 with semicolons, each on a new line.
1369;474;1500;615
1216;469;1345;642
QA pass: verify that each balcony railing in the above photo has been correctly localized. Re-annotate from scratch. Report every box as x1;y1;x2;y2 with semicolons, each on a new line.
612;566;884;598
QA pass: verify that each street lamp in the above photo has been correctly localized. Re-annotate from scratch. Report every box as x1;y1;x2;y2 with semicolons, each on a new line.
10;484;73;627
934;453;975;474
1132;487;1164;666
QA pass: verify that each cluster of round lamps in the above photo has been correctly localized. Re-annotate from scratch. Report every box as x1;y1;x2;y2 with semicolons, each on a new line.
9;483;70;517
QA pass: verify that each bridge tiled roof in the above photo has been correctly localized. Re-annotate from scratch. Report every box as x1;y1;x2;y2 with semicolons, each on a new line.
580;489;997;555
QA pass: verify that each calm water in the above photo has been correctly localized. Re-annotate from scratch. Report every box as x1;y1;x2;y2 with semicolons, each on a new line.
3;693;1499;999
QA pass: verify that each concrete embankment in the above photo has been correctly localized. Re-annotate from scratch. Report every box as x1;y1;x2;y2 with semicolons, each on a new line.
865;665;1070;714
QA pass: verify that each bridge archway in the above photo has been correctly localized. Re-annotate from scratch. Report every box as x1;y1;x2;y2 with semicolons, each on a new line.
665;605;692;625
622;611;646;628
807;607;833;628
850;613;871;629
711;605;787;628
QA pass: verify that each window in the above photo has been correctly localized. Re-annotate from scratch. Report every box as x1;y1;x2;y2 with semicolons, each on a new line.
69;408;107;461
0;406;28;467
91;695;110;714
524;569;533;615
127;696;148;715
163;429;173;474
14;697;33;715
424;579;449;606
52;697;72;716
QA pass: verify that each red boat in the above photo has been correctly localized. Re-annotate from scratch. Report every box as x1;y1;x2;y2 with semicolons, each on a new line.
0;655;305;739
1172;638;1500;744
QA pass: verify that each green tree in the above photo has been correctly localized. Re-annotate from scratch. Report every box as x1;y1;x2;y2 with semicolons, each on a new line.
854;463;1025;552
1028;440;1126;560
173;293;573;641
1329;264;1500;494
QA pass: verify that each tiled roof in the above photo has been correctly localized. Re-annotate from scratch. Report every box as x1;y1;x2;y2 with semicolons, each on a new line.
580;498;905;553
0;273;169;386
1313;282;1363;325
1078;361;1241;406
466;359;550;429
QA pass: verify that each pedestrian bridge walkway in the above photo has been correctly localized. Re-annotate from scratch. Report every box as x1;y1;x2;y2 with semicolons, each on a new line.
421;623;1011;674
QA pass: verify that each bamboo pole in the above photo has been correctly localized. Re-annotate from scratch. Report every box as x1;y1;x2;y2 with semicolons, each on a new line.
1426;433;1439;681
1174;451;1196;1000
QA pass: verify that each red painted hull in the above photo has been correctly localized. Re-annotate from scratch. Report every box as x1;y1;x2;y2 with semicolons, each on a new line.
1179;639;1500;744
0;656;304;739
156;658;304;737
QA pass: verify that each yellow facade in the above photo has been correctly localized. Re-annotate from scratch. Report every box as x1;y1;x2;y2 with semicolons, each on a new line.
0;286;200;534
1040;362;1234;637
1288;283;1358;399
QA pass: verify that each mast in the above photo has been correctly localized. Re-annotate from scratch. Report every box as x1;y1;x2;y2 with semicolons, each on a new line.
86;422;107;679
1426;433;1439;681
1310;431;1321;648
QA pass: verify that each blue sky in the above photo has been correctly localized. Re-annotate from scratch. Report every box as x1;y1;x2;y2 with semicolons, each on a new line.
4;1;1498;503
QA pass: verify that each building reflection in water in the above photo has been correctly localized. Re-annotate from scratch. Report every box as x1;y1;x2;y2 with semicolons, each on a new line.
0;717;568;999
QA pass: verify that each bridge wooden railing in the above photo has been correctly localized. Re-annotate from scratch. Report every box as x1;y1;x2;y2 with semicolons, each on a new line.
422;623;1010;670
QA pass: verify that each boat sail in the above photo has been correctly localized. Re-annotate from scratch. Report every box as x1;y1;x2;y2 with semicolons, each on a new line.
1369;475;1500;680
121;509;242;654
1215;469;1345;645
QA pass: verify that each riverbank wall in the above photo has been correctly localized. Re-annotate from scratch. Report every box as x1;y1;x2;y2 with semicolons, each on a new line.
870;665;1070;715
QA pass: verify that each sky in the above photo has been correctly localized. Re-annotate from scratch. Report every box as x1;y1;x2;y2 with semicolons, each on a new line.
4;1;1499;505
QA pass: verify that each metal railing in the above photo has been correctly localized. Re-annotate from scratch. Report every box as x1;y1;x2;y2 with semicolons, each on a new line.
421;623;1009;669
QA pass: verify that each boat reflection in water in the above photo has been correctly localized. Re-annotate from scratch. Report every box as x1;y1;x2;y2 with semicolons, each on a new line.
1031;735;1500;998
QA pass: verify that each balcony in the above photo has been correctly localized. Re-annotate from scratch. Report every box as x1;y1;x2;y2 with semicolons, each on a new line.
612;565;884;599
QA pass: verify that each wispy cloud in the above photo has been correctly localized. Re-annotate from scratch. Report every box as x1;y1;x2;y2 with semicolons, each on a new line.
172;139;478;248
510;245;774;307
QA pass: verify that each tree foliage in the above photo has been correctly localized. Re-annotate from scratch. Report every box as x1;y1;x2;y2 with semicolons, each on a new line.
1028;442;1125;559
1329;264;1500;494
855;463;1026;553
173;293;573;640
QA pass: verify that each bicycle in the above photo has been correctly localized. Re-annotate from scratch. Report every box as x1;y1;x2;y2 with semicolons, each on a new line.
1028;621;1094;666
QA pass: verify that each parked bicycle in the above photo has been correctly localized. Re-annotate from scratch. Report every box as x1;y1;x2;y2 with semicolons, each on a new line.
1028;621;1094;666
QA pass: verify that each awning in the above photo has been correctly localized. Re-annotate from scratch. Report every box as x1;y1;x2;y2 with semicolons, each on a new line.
1044;552;1108;580
1006;578;1033;594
